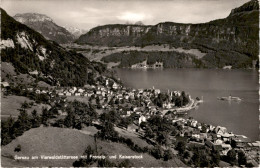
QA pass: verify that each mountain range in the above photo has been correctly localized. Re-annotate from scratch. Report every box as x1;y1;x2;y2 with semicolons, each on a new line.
13;13;76;44
63;26;88;39
1;8;105;87
76;0;259;68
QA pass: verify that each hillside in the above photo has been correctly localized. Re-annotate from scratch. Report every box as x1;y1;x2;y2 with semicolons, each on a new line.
1;8;105;87
1;127;95;167
14;13;74;44
1;127;185;167
76;0;259;68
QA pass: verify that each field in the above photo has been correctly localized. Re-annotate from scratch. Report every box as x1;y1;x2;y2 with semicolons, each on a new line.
1;95;50;120
66;96;89;103
1;127;95;167
115;126;153;148
63;44;206;63
96;139;185;167
1;127;185;167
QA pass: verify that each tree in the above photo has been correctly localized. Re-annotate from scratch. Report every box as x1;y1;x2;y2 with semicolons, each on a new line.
175;97;182;107
191;148;210;167
157;131;170;147
64;111;75;128
1;116;15;145
31;110;41;128
13;109;32;136
183;151;190;159
201;124;207;133
41;108;50;126
145;126;155;139
14;144;21;152
181;91;189;106
246;162;254;167
227;149;237;166
164;149;173;161
97;122;119;141
21;101;30;109
231;139;237;148
200;153;210;167
151;145;164;159
97;158;117;167
118;117;132;129
171;127;177;136
191;149;201;166
99;110;118;124
238;150;247;166
211;149;220;166
175;141;186;156
118;159;133;167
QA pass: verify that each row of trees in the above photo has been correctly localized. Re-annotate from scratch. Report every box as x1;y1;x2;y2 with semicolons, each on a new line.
53;100;98;130
222;149;252;167
96;113;176;161
101;50;204;68
1;107;47;145
5;85;50;104
144;115;174;146
152;91;190;108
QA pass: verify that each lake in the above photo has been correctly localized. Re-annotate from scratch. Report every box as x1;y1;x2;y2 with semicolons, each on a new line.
116;68;259;141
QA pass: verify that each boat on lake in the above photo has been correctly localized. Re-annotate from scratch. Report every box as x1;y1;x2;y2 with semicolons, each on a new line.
217;95;242;101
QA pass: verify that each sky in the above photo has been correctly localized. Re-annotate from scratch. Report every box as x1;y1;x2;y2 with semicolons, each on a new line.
2;0;250;30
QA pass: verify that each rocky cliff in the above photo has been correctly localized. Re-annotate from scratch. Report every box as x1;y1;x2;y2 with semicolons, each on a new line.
77;24;153;46
76;0;259;68
14;13;75;44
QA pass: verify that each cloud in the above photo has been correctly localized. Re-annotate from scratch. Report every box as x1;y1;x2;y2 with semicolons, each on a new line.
1;0;249;30
117;12;145;22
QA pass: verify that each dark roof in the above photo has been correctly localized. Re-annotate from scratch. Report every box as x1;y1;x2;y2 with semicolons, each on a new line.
205;140;214;147
214;145;223;151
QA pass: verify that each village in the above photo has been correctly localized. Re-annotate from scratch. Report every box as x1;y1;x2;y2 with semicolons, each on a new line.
1;77;259;166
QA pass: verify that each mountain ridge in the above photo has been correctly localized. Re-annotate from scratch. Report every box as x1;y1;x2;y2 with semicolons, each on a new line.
13;13;75;44
76;0;259;68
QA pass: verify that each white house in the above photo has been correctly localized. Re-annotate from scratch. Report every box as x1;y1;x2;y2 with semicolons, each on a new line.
191;120;198;127
58;92;64;96
29;70;39;75
154;89;160;94
221;144;232;155
75;93;81;96
174;91;181;96
215;126;227;135
138;115;147;125
65;92;72;96
78;88;84;93
215;139;223;145
113;82;119;89
102;91;106;97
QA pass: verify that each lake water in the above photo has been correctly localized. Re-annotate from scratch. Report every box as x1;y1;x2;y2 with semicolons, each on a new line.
116;68;259;141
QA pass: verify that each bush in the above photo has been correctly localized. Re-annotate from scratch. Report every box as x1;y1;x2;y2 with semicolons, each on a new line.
164;149;173;161
14;144;21;152
151;145;164;159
